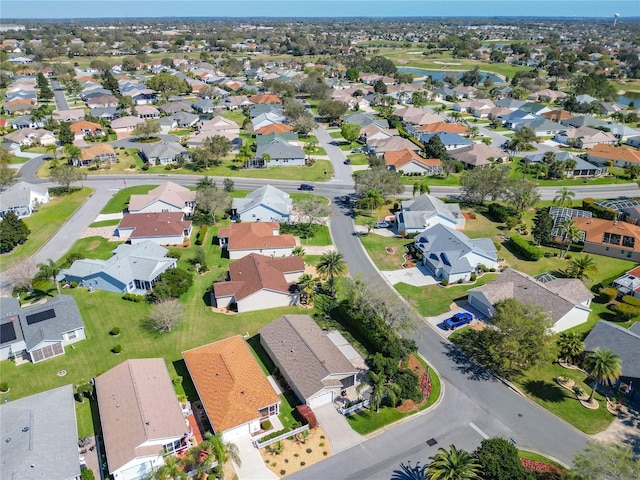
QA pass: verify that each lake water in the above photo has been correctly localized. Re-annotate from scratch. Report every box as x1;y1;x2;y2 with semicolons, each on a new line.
398;67;504;84
617;91;640;106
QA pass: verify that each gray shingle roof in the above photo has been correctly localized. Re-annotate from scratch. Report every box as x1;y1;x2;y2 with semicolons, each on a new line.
399;194;463;230
0;181;48;212
255;138;304;160
260;315;357;400
139;141;186;160
583;321;640;379
19;295;84;350
0;384;80;480
232;185;292;216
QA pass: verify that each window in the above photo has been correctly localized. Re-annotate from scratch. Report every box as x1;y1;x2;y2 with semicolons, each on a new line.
622;236;635;248
603;232;621;245
31;343;64;362
67;331;77;340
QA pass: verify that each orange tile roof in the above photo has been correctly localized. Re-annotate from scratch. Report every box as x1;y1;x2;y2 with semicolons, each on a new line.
218;222;296;251
70;120;103;134
250;94;282;104
183;336;280;433
541;110;575;121
384;149;441;169
255;123;294;135
80;143;116;160
573;217;640;253
590;144;640;164
416;122;468;134
627;265;640;278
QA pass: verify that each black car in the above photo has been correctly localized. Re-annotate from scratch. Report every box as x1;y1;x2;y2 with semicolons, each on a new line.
299;184;315;191
343;158;351;165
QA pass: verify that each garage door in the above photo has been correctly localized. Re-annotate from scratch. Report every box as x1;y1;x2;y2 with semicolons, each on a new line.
468;293;491;318
307;390;334;408
222;423;250;442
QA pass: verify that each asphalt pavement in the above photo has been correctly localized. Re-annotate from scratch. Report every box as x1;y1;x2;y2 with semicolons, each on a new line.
50;78;70;111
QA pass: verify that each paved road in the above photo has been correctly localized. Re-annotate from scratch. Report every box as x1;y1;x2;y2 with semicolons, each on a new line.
50;78;69;111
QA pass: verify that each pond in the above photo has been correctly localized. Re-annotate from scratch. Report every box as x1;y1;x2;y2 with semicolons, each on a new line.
398;67;504;84
617;91;640;106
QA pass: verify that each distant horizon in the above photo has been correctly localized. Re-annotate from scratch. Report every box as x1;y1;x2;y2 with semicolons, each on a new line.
2;1;639;21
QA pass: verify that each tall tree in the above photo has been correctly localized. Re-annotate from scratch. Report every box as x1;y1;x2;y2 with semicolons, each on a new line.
146;72;190;100
460;67;482;87
556;331;584;364
132;120;161;140
58;121;75;145
0;147;19;188
50;164;86;193
195;185;231;224
424;135;449;161
583;348;622;402
366;369;401;413
36;259;61;294
504;179;540;218
316;250;347;297
354;168;404;200
341;123;361;144
460;167;510;204
573;441;640;480
0;211;30;253
295;197;331;227
566;255;598;280
531;210;553;245
474;438;529;480
148;299;185;333
297;273;315;305
426;444;482;480
317;100;348;121
203;135;233;166
553;187;575;208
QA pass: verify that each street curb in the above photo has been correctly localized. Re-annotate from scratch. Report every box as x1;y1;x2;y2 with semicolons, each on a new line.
519;449;571;470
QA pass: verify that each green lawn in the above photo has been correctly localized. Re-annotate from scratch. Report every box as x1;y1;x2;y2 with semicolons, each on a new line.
10;156;29;164
99;185;156;213
360;234;412;270
347;154;369;166
518;450;568;469
0;188;93;272
507;161;631;187
298;226;332;247
88;219;120;228
400;174;462;186
63;236;124;263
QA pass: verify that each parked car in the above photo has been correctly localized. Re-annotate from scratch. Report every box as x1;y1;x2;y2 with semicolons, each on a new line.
343;158;351;165
375;221;390;228
299;184;315;191
443;312;473;330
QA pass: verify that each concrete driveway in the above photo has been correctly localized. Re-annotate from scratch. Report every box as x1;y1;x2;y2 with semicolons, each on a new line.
312;403;363;454
424;300;487;339
381;264;437;287
233;434;278;480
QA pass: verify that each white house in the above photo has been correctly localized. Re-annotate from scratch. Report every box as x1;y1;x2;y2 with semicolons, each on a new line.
230;184;292;222
128;182;196;216
467;269;592;332
396;193;465;235
115;212;192;246
0;181;49;219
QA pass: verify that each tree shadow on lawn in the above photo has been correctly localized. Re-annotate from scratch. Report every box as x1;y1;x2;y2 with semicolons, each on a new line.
522;380;568;403
441;341;494;382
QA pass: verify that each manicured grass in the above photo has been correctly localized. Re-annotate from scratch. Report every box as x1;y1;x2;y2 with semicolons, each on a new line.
0;188;93;272
400;174;462;186
507;161;631;187
10;156;29;164
88;219;119;228
278;391;301;430
297;225;332;247
360;234;412;270
347;153;369;166
518;450;568;469
99;185;156;213
515;362;615;434
63;236;124;262
222;110;247;127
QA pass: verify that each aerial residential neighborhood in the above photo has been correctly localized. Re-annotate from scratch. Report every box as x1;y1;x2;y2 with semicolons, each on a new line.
0;5;639;480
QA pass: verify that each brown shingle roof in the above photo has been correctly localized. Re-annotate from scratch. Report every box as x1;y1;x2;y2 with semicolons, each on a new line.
213;253;304;301
384;149;441;169
183;336;279;433
117;212;191;238
260;315;358;400
128;181;196;212
95;359;187;474
573;217;640;252
218;222;296;251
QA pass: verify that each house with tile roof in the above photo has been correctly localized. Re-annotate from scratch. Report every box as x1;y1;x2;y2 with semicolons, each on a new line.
573;216;640;261
385;149;442;176
218;222;296;259
413;121;468;135
183;336;280;441
96;358;189;480
260;314;359;408
0;384;80;480
0;295;86;363
116;212;192;245
75;143;117;167
251;111;287;131
583;321;640;403
231;184;293;222
0;181;49;219
69;120;105;139
414;223;498;283
60;241;177;294
212;253;304;312
128;181;196;215
587;144;640;167
255;123;294;135
397;194;465;235
468;269;592;332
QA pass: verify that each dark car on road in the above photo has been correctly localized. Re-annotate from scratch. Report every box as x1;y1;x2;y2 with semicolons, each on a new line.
299;184;315;191
443;312;472;330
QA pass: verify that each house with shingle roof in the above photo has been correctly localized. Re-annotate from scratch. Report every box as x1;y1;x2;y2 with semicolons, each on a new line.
251;111;286;131
613;265;640;298
212;253;304;312
96;358;189;480
367;135;420;157
343;112;389;129
75;143;117;167
554;126;617;149
0;181;49;219
515;118;565;137
138;141;187;166
116;212;192;245
420;132;474;151
111;115;145;134
183;336;280;441
260;314;359;408
218;222;296;259
255;137;305;167
0;384;80;480
449;143;507;169
231;184;292;223
128;182;196;215
397;193;465;234
573;216;640;262
60;241;177;294
414;224;497;283
468;269;592;332
384;149;442;176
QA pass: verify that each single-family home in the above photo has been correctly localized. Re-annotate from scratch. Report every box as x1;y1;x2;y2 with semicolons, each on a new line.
612;265;640;297
527;89;568;102
52;109;86;122
224;95;254;110
128;182;196;215
0;384;81;480
0;181;49;219
157;101;193;115
171;111;199;129
96;359;190;480
468;269;593;332
554;126;617;149
60;241;177;294
116;212;192;245
493;99;527;111
519;102;552;115
524;152;607;178
75;144;117;167
3;98;36;114
90;106;118;121
111;115;145;135
367;135;421;157
449;143;508;169
583;321;640;403
454;100;495;118
255;137;305;167
396;194;465;235
414;224;498;283
218;222;296;259
260;314;359;408
0;295;86;363
255;123;294;135
541;109;575;123
414;122;468;135
183;336;281;442
7;114;43;130
69;120;105;139
138;141;187;165
573;216;640;261
420;132;474;151
133;105;160;119
498;110;540;128
343;112;389;129
212;253;304;312
393;106;442;126
587;144;640;168
385;149;442;176
252;111;287;131
250;93;282;105
515;118;564;137
3;128;56;147
231;184;293;223
86;94;119;109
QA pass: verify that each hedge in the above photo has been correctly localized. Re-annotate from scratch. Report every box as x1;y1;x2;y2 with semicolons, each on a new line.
195;225;208;246
582;198;618;221
614;303;640;321
488;203;516;223
621;295;640;307
600;287;618;303
509;234;543;261
259;422;304;443
123;293;144;302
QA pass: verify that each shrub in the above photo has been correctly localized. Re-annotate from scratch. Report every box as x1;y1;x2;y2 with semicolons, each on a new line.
280;471;286;476
441;279;449;286
614;302;640;321
141;163;149;171
261;419;273;431
70;281;78;288
319;442;325;447
111;345;122;354
600;287;618;302
300;462;306;466
109;327;121;336
509;234;543;261
306;448;312;454
0;382;8;392
488;203;516;223
172;376;182;386
470;273;477;281
122;293;144;302
622;295;640;307
80;466;96;480
323;451;328;456
195;225;208;246
294;453;299;458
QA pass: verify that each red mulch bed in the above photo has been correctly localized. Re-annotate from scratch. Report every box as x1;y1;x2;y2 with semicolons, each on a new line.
463;213;476;220
396;354;429;413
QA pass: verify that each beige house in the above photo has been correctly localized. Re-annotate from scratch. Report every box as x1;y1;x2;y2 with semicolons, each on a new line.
217;222;296;259
128;182;196;215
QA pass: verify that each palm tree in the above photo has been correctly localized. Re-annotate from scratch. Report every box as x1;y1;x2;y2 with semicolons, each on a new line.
297;273;315;305
45;143;59;159
37;259;61;294
562;225;583;259
584;348;622;403
152;455;187;480
292;246;306;257
366;188;384;214
553;187;575;208
64;144;81;162
426;444;482;480
556;332;584;364
566;255;598;280
366;370;401;413
316;250;347;297
364;217;377;235
205;432;241;473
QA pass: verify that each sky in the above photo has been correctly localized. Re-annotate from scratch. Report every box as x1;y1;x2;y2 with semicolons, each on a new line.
2;1;639;20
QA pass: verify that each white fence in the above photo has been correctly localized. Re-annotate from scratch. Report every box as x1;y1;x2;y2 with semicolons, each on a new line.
254;424;310;449
338;399;370;416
